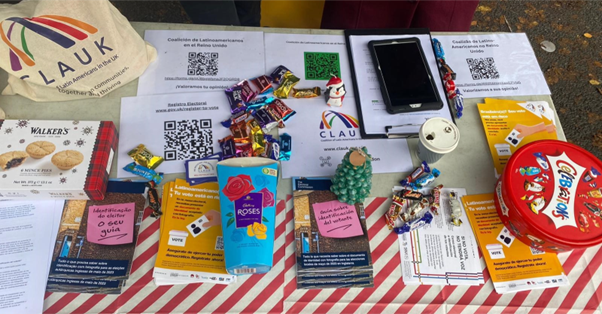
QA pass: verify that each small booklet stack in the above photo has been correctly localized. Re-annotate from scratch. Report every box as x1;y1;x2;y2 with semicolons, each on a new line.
292;177;374;289
46;183;146;294
463;194;569;294
153;179;236;285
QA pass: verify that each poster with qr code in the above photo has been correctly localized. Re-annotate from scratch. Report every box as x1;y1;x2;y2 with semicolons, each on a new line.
265;34;355;97
117;92;231;177
137;30;265;96
435;34;550;98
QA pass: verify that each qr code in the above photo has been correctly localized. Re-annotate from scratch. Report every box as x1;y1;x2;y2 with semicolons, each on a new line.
466;57;500;80
187;52;219;76
215;236;224;251
529;246;545;255
304;52;341;80
164;120;213;161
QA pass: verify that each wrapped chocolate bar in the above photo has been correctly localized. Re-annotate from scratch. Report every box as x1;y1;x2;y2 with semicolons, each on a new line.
400;161;430;187
236;144;253;158
430;185;443;215
250;123;266;156
279;133;292;161
219;136;237;159
292;87;321;98
385;194;406;230
270;65;290;84
246;97;270;111
128;144;164;170
273;71;300;99
123;162;163;185
269;99;296;122
252;107;278;131
225;85;246;114
230;120;250;143
264;135;280;160
238;80;256;102
251;75;273;95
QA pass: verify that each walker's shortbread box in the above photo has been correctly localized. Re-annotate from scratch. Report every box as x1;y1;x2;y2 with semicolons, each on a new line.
0;120;117;200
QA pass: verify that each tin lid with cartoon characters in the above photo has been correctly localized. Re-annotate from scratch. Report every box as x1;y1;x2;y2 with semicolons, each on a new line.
503;140;602;246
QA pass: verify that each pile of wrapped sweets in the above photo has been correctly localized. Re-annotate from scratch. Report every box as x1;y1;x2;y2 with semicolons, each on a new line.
219;65;310;160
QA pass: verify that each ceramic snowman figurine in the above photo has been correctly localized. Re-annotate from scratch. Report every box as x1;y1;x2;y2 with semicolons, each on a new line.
325;75;346;107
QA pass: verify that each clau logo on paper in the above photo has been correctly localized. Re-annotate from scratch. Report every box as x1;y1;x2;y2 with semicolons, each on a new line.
319;110;359;139
1;15;111;84
541;152;586;229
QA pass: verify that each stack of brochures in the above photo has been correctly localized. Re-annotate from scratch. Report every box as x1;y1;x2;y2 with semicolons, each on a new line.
463;194;569;294
394;187;485;286
153;179;236;286
46;186;146;294
292;177;374;289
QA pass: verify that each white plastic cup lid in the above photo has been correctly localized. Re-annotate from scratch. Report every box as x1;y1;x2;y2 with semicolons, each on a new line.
419;118;460;154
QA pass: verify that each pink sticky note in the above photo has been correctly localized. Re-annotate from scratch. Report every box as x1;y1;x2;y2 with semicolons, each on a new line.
87;202;135;245
311;200;364;238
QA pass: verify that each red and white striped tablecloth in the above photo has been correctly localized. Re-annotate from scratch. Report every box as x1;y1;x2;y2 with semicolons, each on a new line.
43;196;602;314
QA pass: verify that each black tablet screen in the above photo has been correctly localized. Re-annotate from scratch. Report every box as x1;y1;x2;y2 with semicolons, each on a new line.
374;41;438;106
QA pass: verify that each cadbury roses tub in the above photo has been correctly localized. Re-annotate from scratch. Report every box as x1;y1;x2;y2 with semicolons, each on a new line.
495;140;602;253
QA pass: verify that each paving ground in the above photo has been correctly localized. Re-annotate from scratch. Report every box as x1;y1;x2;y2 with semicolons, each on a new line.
5;0;594;157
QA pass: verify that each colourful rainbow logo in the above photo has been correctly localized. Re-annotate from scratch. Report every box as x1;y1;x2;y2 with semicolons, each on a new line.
319;110;359;130
1;15;98;71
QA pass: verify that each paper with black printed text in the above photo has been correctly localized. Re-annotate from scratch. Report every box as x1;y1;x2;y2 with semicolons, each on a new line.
264;33;355;97
279;98;413;178
435;34;550;98
137;30;265;95
118;92;232;177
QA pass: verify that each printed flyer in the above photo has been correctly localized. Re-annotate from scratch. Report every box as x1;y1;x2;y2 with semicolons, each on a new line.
395;187;484;286
462;193;569;294
435;34;550;99
137;30;265;95
47;191;146;294
280;98;413;178
264;33;355;97
153;179;236;285
478;98;558;177
118;92;232;177
292;177;374;289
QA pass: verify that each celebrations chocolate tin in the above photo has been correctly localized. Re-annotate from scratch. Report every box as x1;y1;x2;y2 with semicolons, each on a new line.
495;140;602;252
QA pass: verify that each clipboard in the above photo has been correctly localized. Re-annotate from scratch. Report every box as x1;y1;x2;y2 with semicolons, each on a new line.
344;28;456;139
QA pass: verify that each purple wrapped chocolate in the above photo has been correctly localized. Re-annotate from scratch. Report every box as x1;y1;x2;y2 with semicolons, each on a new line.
269;65;290;84
225;85;246;114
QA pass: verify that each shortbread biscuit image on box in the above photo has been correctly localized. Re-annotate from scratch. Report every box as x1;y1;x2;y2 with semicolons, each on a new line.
52;150;84;170
0;151;29;170
26;141;56;159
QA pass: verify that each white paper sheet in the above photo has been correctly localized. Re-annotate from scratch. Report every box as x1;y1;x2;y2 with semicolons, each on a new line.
137;30;266;95
264;33;355;97
118;92;232;177
435;34;550;98
280;98;413;178
394;187;484;286
0;200;64;314
348;34;454;135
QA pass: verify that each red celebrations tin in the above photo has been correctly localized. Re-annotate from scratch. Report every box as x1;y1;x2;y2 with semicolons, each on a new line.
495;140;602;253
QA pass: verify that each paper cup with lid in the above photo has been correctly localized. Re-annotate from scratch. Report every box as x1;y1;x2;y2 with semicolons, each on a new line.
495;140;602;253
417;118;460;163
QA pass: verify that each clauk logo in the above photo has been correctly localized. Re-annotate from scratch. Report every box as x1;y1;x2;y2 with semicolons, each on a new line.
1;15;98;72
319;110;359;130
319;110;359;139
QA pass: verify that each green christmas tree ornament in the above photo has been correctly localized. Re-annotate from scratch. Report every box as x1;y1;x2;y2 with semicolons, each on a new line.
330;147;373;204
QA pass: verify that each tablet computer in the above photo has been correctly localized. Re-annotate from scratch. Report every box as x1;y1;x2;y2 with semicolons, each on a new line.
369;37;443;114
